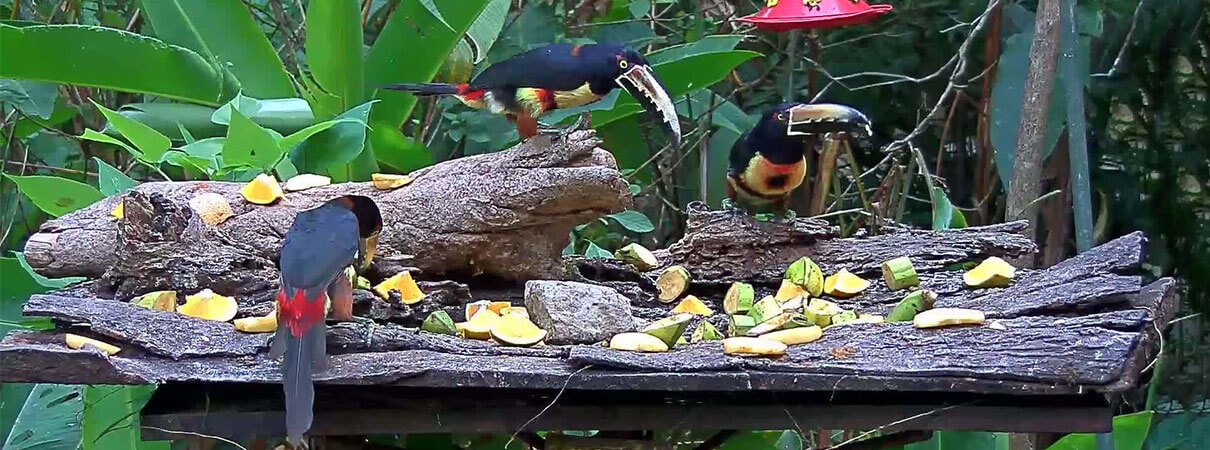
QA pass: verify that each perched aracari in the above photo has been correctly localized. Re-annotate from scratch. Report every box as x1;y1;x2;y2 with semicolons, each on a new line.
725;102;872;220
378;43;681;145
270;195;381;446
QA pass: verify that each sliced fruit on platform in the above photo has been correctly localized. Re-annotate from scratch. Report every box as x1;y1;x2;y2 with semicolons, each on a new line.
614;243;659;270
723;282;755;314
722;337;787;356
179;289;238;322
881;256;919;290
886;289;937;322
774;279;805;302
671;295;712;316
234;314;277;333
189;193;235;225
422;310;458;335
823;269;870;297
963;256;1017;288
656;265;691;303
610;332;670;352
691;321;723;342
829;310;858;326
240;173;283;205
371;173;413;190
641;313;694;347
284;173;332;192
728;314;756;337
804;298;842;327
746;312;806;336
131;290;177;312
491;314;548;346
914;308;986;328
65;333;121;355
748;295;784;324
785;257;824;296
759;325;822;345
374;271;425;304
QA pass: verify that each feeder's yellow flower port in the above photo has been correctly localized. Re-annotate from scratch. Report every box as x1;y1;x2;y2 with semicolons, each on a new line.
65;334;121;355
372;173;412;190
178;289;239;322
374;271;425;304
241;173;284;205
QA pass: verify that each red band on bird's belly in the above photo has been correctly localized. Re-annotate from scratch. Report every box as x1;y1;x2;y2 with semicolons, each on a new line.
277;289;326;337
759;157;801;175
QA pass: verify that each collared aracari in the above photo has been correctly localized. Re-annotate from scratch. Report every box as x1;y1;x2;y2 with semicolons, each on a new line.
270;195;381;446
378;43;681;145
725;102;872;220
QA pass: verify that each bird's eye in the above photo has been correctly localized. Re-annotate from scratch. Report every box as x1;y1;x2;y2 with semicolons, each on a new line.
619;60;629;69
777;113;787;121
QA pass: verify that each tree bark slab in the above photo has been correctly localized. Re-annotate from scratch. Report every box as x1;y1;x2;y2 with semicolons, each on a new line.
23;131;631;297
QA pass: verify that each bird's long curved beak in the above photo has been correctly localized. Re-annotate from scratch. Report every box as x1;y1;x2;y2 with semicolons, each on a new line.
616;65;682;146
787;103;873;139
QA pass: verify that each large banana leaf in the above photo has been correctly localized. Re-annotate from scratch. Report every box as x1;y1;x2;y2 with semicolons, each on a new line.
81;385;163;450
365;0;491;172
116;100;315;141
135;0;294;98
0;24;237;106
306;0;365;115
3;384;83;450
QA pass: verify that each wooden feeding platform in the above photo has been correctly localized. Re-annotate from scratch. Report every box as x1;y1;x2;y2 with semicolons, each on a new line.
0;132;1179;443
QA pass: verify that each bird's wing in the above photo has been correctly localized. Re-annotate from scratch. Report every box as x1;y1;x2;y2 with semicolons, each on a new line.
279;202;359;291
727;130;754;177
469;43;596;91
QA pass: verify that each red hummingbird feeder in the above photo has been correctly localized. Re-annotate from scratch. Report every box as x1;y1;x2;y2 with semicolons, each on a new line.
738;0;893;31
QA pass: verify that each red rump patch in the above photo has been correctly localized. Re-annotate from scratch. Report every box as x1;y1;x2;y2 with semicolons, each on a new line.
276;288;326;337
536;89;556;111
456;83;485;101
571;44;583;56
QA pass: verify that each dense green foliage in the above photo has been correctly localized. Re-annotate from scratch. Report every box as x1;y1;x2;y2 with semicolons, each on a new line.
0;0;1206;448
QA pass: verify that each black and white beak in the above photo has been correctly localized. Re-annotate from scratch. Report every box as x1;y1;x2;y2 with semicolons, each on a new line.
616;64;682;146
786;103;873;140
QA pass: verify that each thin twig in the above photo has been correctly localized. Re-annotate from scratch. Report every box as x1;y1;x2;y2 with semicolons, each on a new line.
4;161;100;177
505;364;593;448
829;402;976;449
139;426;249;450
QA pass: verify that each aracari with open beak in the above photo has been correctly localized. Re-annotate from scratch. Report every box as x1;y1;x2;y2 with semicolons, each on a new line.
725;102;872;221
270;195;381;447
377;43;681;145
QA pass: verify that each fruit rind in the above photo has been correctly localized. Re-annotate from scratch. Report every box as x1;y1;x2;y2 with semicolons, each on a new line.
886;289;937;322
490;314;548;346
785;257;824;297
614;243;659;270
723;282;755;314
722;337;787;356
656;266;691;303
690;321;723;342
641;313;694;347
881;256;920;290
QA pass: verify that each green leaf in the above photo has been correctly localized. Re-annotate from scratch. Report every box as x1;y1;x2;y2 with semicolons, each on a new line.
14;97;79;139
5;174;105;217
93;100;171;163
289;101;374;177
645;34;746;65
176;123;195;143
584;241;613;258
418;0;454;30
80;129;139;158
0;78;58;119
0;24;234;106
718;431;784;450
0;257;50;338
135;0;295;98
3;384;83;450
94;158;137;196
306;0;365;113
82;385;158;450
905;431;1010;450
593;50;762;128
1047;411;1154;450
365;0;491;170
929;186;967;230
0;383;35;445
465;0;511;63
211;96;315;127
607;210;655;233
222;108;284;170
775;430;802;450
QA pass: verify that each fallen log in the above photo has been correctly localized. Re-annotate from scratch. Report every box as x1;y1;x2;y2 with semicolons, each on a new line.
22;131;631;297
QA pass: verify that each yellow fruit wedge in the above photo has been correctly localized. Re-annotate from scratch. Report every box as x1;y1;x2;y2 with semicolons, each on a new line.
614;243;659;271
372;173;413;190
914;308;986;328
189;193;235;225
963;256;1017;288
722;337;787;357
823;269;871;298
490;314;548;346
284;174;331;192
609;332;669;352
65;333;121;355
501;306;530;318
759;326;822;345
774;279;805;302
131;290;177;312
656;265;691;303
804;298;842;327
234;314;277;333
241;173;283;205
461;309;502;340
374;271;425;304
110;201;124;219
179;289;238;322
671;295;712;315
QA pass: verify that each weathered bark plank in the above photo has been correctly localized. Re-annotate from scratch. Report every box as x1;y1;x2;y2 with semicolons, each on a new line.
652;203;1037;284
23;131;631;297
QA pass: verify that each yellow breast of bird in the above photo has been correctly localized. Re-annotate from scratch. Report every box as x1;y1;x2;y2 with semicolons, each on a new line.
739;155;807;197
514;88;547;117
553;83;602;109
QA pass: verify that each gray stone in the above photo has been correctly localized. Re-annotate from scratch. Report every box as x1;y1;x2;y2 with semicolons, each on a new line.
524;280;637;344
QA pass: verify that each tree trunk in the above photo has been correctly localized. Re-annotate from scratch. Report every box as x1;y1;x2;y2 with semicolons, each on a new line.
1005;0;1062;266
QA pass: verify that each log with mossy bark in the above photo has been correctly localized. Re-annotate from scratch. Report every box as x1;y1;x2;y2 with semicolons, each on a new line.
22;131;631;298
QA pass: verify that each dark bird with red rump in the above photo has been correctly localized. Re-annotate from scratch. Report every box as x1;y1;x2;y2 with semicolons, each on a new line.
271;195;381;447
726;102;872;221
376;43;681;145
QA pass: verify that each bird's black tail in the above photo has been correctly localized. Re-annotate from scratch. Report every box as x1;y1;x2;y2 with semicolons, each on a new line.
375;83;462;96
272;320;328;446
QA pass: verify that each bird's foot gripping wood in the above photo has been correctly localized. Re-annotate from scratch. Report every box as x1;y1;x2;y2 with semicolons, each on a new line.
537;112;593;144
